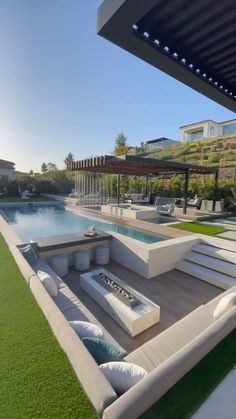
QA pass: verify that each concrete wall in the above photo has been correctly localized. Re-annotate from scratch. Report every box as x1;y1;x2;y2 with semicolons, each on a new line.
101;204;157;220
110;232;201;279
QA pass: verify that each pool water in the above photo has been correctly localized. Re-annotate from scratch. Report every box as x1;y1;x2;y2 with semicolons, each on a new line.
2;205;167;244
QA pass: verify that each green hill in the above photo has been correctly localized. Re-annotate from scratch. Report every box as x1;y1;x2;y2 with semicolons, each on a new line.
136;135;236;168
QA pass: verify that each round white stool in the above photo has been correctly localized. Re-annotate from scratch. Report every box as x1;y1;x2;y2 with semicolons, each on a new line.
50;255;68;278
75;251;90;271
95;247;110;265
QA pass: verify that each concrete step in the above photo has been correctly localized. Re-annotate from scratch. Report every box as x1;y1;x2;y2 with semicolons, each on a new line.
176;260;235;290
185;251;236;278
193;244;236;264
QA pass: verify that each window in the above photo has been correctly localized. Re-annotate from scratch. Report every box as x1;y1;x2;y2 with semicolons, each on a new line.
222;123;236;135
185;130;204;142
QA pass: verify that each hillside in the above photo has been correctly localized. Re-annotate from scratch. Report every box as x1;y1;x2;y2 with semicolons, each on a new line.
136;135;236;168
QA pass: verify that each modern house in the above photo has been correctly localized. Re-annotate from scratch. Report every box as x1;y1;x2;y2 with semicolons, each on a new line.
145;137;180;151
180;119;236;143
0;159;16;183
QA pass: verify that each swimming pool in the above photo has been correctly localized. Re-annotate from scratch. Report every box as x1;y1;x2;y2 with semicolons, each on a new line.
2;205;168;244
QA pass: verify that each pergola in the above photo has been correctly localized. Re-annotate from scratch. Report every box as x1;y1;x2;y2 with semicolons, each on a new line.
68;155;218;214
97;0;236;112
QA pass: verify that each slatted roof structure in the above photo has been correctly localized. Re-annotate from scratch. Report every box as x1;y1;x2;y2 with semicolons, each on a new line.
98;0;236;112
68;155;218;213
68;155;216;176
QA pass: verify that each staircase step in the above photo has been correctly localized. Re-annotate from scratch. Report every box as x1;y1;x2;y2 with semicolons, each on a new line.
185;251;236;278
199;240;236;253
176;260;235;290
193;244;236;264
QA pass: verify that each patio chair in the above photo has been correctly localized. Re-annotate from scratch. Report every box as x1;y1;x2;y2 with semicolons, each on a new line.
155;196;175;216
187;197;202;210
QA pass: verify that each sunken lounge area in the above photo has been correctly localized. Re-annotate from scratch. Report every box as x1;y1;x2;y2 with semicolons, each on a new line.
3;213;236;419
65;260;223;353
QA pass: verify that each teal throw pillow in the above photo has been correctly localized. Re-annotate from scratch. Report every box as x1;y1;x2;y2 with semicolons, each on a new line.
82;337;124;365
21;244;38;266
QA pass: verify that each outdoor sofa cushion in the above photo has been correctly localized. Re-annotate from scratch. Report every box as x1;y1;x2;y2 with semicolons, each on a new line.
34;258;66;289
82;337;124;365
99;362;147;395
125;304;214;372
214;292;236;319
37;269;58;297
69;320;104;339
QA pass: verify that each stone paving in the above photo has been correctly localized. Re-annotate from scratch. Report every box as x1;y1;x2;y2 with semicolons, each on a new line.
217;231;236;240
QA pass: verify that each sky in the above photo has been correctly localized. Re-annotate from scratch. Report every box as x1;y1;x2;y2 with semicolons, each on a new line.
0;0;235;173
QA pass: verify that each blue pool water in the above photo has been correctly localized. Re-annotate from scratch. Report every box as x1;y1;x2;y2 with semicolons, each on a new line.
2;205;167;244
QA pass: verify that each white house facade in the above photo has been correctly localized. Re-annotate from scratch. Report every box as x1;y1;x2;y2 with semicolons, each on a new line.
0;159;16;183
180;119;236;143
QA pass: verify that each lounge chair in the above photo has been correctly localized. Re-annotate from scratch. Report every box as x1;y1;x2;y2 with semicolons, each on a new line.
187;197;202;210
155;196;175;216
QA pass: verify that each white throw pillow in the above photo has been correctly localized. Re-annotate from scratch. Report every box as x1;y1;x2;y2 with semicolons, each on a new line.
69;321;104;339
37;270;58;297
99;362;147;395
213;292;236;319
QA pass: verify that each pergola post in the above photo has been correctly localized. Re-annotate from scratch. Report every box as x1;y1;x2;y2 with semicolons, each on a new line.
212;170;219;211
117;173;120;204
145;176;148;196
183;170;189;214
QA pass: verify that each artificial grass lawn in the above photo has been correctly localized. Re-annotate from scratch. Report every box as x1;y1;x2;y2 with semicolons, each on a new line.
0;234;96;419
0;196;56;203
170;222;227;236
142;328;236;419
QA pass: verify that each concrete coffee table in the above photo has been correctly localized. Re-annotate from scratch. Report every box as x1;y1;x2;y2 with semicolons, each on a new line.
80;268;160;337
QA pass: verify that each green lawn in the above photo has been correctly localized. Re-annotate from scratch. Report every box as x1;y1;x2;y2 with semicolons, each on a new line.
170;222;227;236
0;196;56;203
0;234;96;419
142;329;236;419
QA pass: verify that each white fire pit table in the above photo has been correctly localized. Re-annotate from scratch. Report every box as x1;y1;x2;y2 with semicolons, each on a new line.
80;268;160;337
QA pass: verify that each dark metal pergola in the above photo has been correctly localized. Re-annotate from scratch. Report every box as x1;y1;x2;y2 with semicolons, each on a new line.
68;155;219;214
98;0;236;112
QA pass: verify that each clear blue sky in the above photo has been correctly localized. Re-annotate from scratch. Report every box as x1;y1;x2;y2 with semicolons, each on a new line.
0;0;235;173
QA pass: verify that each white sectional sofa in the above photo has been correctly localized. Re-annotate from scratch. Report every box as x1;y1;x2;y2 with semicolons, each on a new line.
16;244;236;419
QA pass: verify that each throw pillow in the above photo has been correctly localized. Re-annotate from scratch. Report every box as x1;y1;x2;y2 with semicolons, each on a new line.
213;292;236;319
99;362;147;395
69;321;104;339
82;337;123;365
37;270;58;297
21;244;38;266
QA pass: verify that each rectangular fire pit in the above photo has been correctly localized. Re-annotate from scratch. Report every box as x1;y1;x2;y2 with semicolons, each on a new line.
80;268;160;337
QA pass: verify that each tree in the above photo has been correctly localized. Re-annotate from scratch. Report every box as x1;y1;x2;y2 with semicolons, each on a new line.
47;162;58;171
64;152;74;168
114;132;129;156
41;162;47;173
29;169;34;176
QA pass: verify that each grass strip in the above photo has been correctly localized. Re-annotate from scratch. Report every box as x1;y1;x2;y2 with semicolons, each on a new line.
142;329;236;419
0;234;96;419
170;222;226;236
